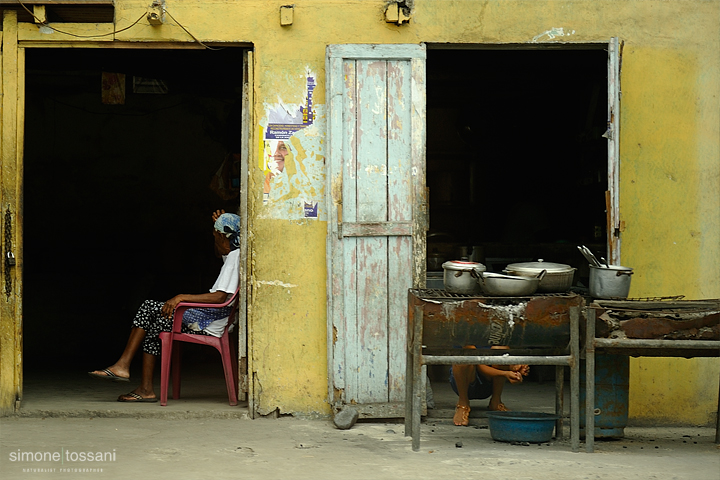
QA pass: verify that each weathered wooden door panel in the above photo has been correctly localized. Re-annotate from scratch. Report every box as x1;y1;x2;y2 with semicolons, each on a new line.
607;37;621;264
386;60;414;401
327;44;426;414
353;59;390;403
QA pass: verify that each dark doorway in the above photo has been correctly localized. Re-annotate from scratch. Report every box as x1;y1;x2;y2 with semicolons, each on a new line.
23;48;245;373
425;48;608;388
426;48;608;284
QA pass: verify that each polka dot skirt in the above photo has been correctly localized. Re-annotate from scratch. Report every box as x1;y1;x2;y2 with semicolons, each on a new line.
131;300;207;355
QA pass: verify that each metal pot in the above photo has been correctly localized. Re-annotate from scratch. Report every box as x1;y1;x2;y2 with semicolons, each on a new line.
589;264;633;299
505;259;576;293
478;271;545;297
442;260;486;295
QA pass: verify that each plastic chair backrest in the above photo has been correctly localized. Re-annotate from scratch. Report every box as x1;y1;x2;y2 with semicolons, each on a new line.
170;288;240;334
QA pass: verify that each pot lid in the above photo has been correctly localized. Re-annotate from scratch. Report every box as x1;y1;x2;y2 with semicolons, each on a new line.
442;260;486;271
506;259;574;274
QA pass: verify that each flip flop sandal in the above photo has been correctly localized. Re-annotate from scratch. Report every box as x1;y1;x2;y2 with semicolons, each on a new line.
453;405;471;426
117;392;158;403
488;402;509;412
88;369;130;382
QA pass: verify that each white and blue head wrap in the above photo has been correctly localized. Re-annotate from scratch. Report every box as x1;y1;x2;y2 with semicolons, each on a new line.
213;213;241;251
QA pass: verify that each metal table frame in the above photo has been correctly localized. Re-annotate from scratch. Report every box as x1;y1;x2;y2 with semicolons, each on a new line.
584;306;720;452
404;304;581;452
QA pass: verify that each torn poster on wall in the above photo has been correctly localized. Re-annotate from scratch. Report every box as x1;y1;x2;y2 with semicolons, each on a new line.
260;71;325;221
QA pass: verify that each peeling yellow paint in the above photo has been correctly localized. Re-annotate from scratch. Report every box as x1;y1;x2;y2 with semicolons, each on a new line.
256;280;298;288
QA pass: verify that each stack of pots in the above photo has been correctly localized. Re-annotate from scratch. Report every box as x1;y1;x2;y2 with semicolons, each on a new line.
442;260;486;295
504;259;576;293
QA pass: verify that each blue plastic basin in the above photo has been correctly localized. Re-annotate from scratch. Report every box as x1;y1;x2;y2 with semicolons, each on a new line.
486;411;560;443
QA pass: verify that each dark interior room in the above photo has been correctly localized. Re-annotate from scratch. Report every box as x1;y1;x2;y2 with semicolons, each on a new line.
22;47;245;372
425;48;609;284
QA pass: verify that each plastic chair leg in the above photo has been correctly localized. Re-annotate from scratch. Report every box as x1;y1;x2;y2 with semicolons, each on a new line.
159;332;173;406
230;339;239;397
219;336;238;406
172;342;182;400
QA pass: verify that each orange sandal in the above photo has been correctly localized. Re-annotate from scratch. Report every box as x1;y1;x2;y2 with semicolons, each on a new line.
488;402;509;412
453;405;471;426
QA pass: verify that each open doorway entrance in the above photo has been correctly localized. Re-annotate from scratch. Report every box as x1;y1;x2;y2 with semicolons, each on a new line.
22;47;246;406
426;47;609;283
424;47;610;401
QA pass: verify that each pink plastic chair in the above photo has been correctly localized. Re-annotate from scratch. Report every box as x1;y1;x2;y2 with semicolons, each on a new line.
159;289;240;406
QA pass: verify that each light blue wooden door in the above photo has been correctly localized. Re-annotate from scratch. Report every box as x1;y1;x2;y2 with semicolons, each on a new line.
326;44;426;416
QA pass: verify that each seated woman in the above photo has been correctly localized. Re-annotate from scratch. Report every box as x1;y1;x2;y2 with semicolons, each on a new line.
450;345;530;426
89;210;241;402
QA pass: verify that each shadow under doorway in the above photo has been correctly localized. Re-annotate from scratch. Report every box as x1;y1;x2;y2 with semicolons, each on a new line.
22;47;245;407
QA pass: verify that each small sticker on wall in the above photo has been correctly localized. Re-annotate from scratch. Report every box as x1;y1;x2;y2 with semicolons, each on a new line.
304;201;318;218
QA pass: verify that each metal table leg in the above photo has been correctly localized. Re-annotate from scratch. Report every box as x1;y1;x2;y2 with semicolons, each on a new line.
570;305;580;453
585;307;596;453
555;365;564;440
555;365;565;440
404;304;414;440
411;305;423;451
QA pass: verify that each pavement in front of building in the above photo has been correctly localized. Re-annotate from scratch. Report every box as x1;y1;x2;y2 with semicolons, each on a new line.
0;366;718;480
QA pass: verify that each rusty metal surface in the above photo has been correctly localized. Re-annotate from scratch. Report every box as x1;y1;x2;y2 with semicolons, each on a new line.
591;347;720;358
409;289;583;349
589;300;720;340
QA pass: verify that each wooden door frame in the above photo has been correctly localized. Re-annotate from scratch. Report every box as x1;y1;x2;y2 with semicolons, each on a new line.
0;10;24;415
325;44;427;412
0;20;254;414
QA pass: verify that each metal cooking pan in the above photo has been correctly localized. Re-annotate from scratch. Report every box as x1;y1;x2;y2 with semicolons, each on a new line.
478;270;546;296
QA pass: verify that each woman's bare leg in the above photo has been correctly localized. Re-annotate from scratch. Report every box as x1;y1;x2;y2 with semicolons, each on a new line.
488;374;508;411
90;327;146;379
452;364;476;425
453;364;476;408
118;352;157;401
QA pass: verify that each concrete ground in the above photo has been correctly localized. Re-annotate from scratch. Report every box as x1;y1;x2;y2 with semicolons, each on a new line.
1;365;718;480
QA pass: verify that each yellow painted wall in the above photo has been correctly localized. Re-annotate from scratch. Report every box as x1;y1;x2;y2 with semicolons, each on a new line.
620;42;720;425
0;0;717;422
244;0;720;423
248;220;328;416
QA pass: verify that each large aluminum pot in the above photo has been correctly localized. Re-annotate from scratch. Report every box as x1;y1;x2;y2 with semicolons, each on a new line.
478;271;545;297
442;260;486;295
589;264;633;299
505;259;575;293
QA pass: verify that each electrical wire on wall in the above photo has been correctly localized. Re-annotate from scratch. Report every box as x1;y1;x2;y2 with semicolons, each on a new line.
163;9;224;51
15;1;221;50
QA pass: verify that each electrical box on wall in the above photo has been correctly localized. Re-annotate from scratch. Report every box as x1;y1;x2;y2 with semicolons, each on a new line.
385;2;411;25
280;5;294;26
147;0;165;26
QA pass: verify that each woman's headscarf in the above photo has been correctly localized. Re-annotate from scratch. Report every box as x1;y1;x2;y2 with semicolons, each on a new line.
214;213;241;251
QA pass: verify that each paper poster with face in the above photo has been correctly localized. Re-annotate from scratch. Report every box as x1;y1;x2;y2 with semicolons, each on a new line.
260;72;325;220
262;139;290;203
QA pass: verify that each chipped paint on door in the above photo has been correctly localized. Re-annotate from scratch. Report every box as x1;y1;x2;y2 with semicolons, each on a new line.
326;44;426;414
